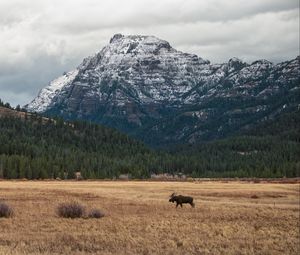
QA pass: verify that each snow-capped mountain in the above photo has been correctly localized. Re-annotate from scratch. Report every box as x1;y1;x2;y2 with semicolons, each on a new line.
25;34;300;146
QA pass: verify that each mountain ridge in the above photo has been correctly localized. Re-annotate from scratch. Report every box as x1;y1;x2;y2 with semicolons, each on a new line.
25;34;300;146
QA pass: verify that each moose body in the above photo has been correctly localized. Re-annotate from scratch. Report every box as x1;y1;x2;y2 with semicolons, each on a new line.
169;193;195;208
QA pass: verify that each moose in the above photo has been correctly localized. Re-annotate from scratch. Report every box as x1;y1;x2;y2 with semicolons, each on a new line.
169;193;195;208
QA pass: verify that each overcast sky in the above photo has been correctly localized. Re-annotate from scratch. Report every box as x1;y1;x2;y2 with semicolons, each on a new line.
0;0;299;106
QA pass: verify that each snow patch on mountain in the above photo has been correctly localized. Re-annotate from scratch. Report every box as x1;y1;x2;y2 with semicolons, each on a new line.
26;69;78;112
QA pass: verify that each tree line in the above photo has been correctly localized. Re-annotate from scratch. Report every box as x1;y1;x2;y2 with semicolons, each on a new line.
0;100;299;179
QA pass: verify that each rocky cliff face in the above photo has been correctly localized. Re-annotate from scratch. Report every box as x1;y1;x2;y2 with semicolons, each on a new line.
25;34;300;146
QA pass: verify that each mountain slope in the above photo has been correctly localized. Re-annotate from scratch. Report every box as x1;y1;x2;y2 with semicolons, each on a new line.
0;105;154;179
25;34;300;146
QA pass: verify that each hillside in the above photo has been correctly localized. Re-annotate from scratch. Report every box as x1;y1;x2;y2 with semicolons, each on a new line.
244;109;300;141
0;105;299;179
171;109;300;177
0;105;154;179
0;105;28;119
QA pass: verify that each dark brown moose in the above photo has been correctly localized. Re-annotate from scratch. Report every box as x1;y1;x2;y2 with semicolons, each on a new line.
169;193;195;208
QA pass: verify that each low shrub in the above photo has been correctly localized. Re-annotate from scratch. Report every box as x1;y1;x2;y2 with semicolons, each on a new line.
0;202;14;218
56;202;85;218
88;209;105;219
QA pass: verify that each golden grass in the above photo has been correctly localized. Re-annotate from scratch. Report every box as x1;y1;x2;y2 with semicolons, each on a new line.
0;180;299;255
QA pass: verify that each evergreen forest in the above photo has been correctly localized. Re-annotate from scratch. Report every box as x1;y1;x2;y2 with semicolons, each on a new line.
0;99;299;179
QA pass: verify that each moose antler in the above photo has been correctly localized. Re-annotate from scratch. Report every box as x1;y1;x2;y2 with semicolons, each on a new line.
170;192;176;198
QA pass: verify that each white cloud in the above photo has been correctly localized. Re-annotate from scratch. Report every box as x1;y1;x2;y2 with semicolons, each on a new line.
0;0;298;106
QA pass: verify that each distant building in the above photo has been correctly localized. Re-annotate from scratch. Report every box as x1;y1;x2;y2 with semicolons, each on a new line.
119;174;130;180
150;173;187;180
75;171;83;180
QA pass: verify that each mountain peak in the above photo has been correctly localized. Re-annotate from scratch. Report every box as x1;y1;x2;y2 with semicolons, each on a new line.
228;57;244;63
227;57;247;72
105;34;172;56
109;33;124;43
251;59;273;66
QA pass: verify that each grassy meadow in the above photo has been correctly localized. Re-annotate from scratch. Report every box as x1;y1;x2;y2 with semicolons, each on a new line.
0;180;299;255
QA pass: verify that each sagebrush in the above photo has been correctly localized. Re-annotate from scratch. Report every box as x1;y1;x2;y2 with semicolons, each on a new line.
0;202;14;218
56;202;85;218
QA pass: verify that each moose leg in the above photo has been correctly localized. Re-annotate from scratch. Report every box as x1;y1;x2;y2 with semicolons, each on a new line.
176;202;179;208
180;203;183;208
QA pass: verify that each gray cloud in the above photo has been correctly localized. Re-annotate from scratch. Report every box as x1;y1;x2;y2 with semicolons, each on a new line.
0;0;298;106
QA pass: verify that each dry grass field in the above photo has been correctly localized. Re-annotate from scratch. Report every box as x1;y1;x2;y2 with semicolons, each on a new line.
0;180;299;255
